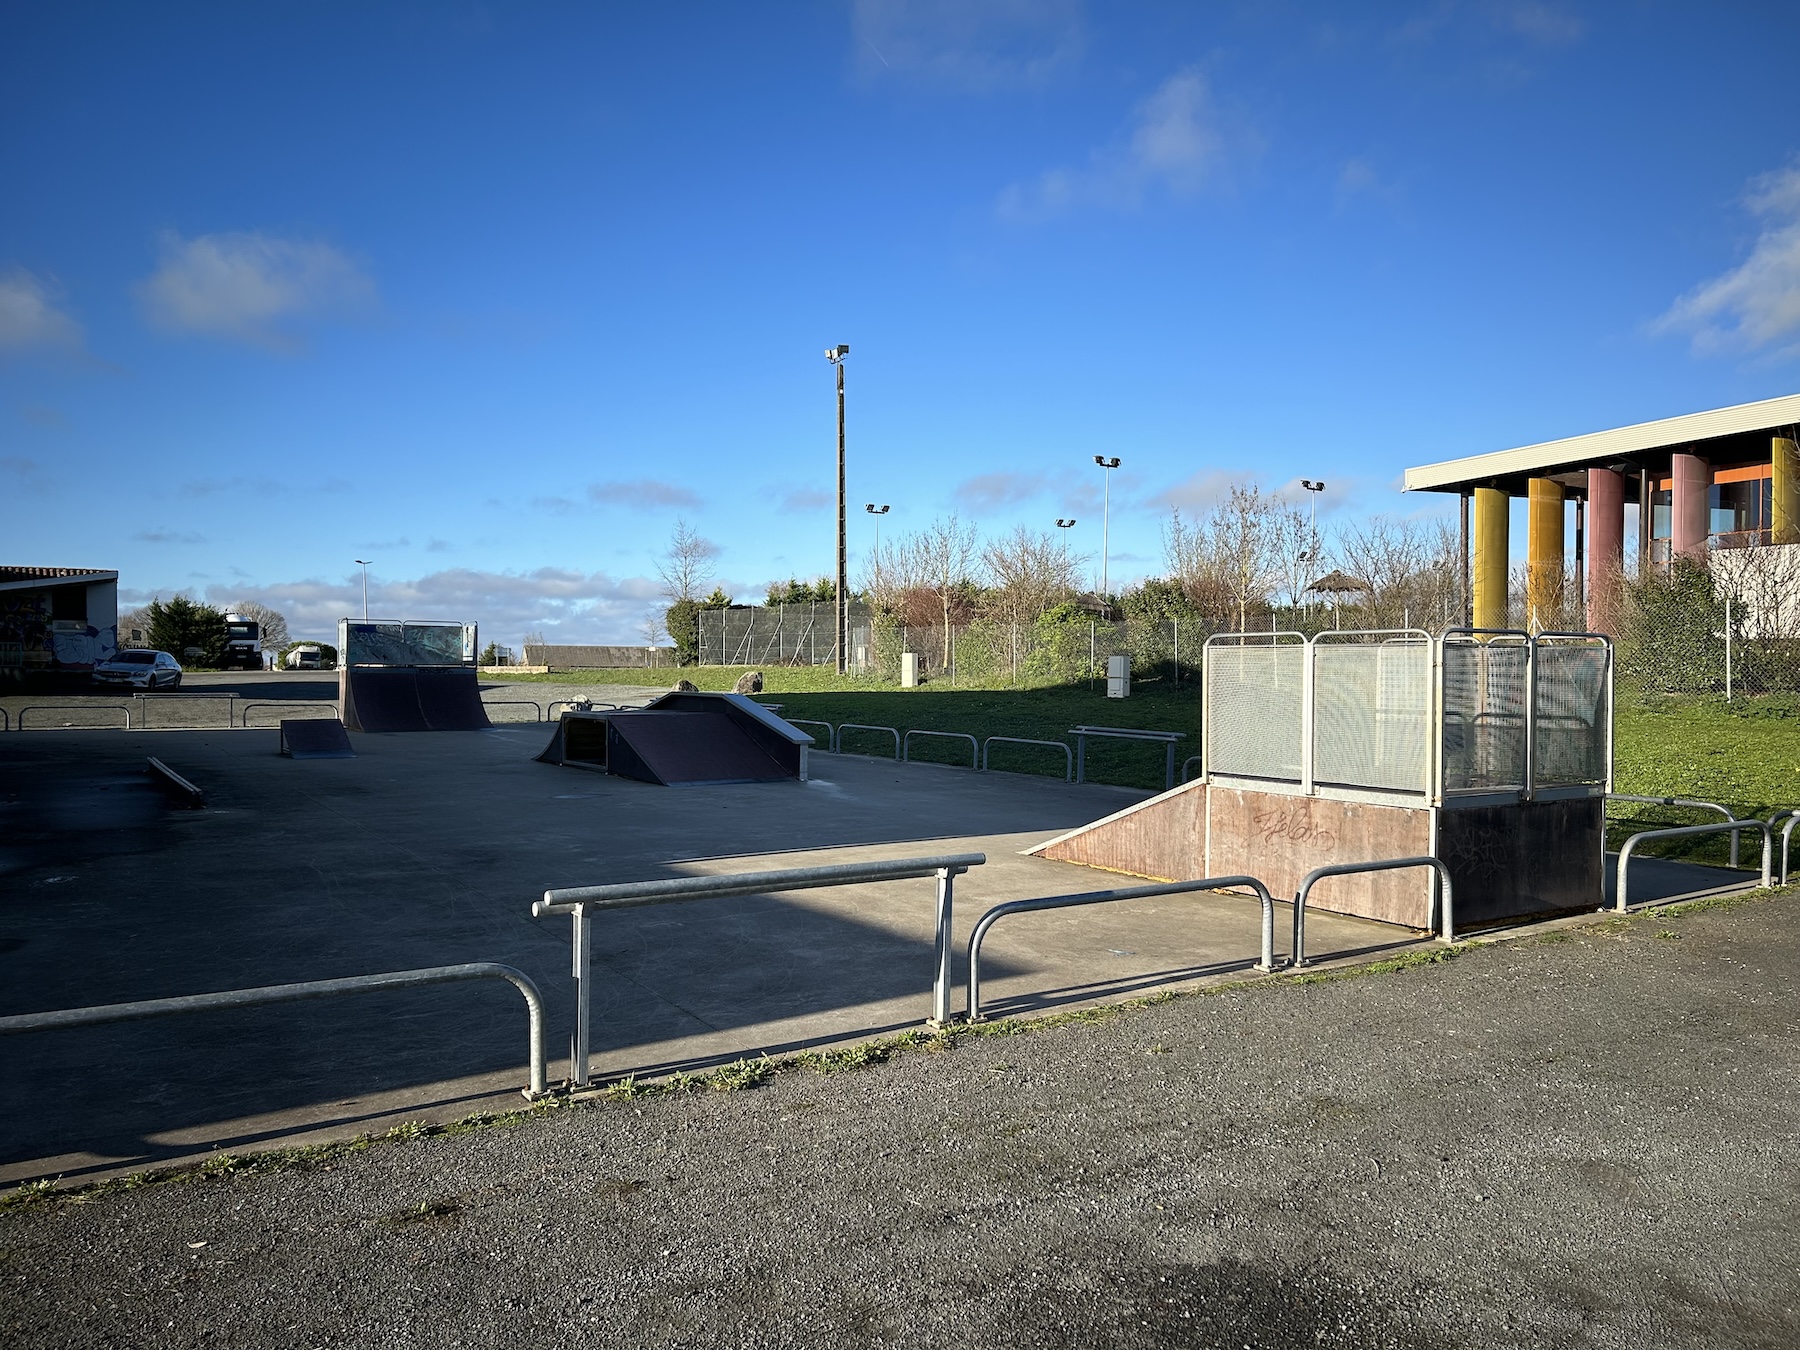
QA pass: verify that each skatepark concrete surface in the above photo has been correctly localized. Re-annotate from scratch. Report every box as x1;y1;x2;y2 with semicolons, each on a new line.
1;719;1428;1190
5;886;1799;1349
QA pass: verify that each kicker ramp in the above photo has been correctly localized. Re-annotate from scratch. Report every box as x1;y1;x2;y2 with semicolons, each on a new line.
537;692;812;785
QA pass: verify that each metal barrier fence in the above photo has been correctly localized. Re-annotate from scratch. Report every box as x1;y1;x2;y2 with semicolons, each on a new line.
239;702;340;727
18;704;132;730
533;853;986;1088
786;718;834;748
1291;856;1454;967
547;699;624;719
836;723;901;758
135;691;238;729
981;736;1073;781
1070;725;1185;790
966;875;1277;1022
903;729;978;769
483;700;543;723
1615;820;1772;912
0;709;8;731
1607;793;1740;867
0;962;549;1099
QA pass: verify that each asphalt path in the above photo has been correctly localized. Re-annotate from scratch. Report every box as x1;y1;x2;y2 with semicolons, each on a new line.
4;888;1797;1348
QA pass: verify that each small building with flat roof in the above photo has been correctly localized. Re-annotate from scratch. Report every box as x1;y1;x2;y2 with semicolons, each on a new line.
1404;392;1800;631
0;566;120;683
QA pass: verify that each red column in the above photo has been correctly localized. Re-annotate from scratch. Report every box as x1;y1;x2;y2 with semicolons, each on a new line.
1586;467;1624;633
1671;452;1711;561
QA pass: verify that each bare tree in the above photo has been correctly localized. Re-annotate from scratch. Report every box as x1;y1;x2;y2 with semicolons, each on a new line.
896;515;981;668
1209;486;1284;631
655;518;718;604
982;524;1082;628
1335;516;1465;631
1269;497;1324;613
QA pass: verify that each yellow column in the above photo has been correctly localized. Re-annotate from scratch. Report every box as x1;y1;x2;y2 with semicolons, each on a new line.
1773;436;1800;545
1473;486;1509;630
1526;477;1565;625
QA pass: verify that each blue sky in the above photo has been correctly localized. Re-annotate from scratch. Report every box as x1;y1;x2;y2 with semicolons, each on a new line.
4;2;1799;644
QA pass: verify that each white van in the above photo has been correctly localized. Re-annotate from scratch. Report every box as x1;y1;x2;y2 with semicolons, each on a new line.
285;645;323;670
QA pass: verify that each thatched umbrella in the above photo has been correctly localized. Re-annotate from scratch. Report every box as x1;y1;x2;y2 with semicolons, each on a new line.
1306;570;1372;629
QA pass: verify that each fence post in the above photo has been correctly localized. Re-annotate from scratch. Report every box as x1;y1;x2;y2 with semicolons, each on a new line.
571;904;592;1089
931;866;957;1026
1726;594;1734;701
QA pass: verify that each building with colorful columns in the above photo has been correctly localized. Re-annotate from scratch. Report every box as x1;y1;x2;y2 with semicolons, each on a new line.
1405;393;1800;632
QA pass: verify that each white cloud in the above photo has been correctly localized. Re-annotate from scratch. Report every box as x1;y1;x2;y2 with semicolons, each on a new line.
1654;161;1800;357
0;268;83;354
998;68;1239;219
134;231;374;348
587;479;701;509
2;455;50;494
852;0;1082;90
191;567;666;646
1494;2;1584;46
135;529;207;544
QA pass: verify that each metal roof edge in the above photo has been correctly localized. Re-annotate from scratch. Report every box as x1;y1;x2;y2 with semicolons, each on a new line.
1404;391;1800;492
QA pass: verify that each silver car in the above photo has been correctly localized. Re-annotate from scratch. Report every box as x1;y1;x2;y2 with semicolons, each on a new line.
92;649;183;690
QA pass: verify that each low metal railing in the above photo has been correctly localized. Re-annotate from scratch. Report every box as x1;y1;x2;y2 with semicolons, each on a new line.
1181;755;1202;784
980;736;1072;782
533;853;985;1087
239;702;340;728
18;704;132;730
1068;725;1186;791
966;874;1277;1022
903;729;978;769
1292;856;1454;967
0;709;9;731
1608;793;1740;867
1770;810;1800;885
1615;820;1772;912
135;691;237;730
835;723;901;758
0;962;548;1099
548;699;622;719
786;718;835;748
483;700;544;723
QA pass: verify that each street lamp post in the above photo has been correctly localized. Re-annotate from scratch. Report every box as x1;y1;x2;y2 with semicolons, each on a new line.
1299;482;1325;629
1093;457;1121;600
354;559;372;622
865;503;889;603
1055;518;1076;558
827;344;850;674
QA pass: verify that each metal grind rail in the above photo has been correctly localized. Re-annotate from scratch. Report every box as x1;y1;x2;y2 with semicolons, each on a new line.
0;962;549;1099
965;875;1278;1023
239;702;341;728
1068;725;1187;791
1615;820;1772;912
1608;793;1741;868
835;723;901;758
980;737;1073;782
903;729;979;769
482;700;544;723
17;704;133;730
533;853;985;1088
1292;857;1454;968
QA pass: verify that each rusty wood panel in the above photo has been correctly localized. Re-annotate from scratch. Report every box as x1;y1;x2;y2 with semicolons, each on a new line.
1205;788;1432;927
1034;781;1207;882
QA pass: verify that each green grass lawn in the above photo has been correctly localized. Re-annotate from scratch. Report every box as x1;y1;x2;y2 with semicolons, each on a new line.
509;666;1800;863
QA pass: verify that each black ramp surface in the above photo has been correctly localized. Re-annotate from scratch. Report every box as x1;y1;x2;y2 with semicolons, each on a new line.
345;668;430;732
607;711;788;785
280;719;355;759
414;667;491;731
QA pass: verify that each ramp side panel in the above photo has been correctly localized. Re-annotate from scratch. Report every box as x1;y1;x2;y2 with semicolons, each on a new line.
1206;787;1432;927
607;711;789;785
414;667;492;731
1033;779;1207;882
1438;796;1602;922
345;668;430;732
645;691;810;775
280;719;356;759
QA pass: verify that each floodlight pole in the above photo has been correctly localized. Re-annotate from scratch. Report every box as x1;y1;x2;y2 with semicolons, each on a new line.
354;560;372;622
828;345;850;674
1093;457;1120;601
866;503;889;603
1056;518;1076;558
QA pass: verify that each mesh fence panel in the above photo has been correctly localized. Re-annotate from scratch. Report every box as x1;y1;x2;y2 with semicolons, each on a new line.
1205;642;1304;781
1533;642;1609;785
1312;640;1431;793
1441;641;1528;790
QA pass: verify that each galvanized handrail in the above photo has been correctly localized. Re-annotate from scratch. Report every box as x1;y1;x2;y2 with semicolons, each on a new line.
836;723;901;758
1068;725;1187;790
0;708;9;731
1615;820;1772;912
548;699;624;719
786;718;835;748
534;852;986;1087
239;702;341;728
18;704;132;730
483;699;544;722
966;874;1278;1022
981;736;1073;782
1181;754;1202;784
903;729;979;769
1292;856;1454;967
1770;810;1800;885
0;962;548;1099
1608;793;1740;868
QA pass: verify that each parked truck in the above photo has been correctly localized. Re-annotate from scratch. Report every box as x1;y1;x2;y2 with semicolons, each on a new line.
222;613;262;670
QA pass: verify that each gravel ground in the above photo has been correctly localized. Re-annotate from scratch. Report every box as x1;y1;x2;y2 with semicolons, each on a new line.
4;891;1798;1348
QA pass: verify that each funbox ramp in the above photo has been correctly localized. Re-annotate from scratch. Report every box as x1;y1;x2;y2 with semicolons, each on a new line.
342;667;492;733
536;692;810;786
